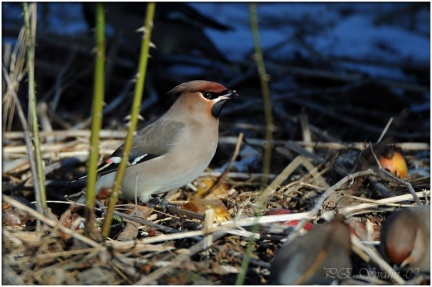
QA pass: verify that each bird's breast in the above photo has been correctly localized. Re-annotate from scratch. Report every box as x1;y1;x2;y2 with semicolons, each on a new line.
117;122;219;200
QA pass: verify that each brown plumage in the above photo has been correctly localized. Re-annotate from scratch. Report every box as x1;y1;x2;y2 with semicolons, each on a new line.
379;205;430;272
269;215;352;284
94;80;238;202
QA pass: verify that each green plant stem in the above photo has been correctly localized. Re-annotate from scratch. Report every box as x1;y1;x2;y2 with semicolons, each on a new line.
23;3;47;215
249;3;274;186
101;3;156;239
236;218;260;285
85;3;106;235
236;3;274;284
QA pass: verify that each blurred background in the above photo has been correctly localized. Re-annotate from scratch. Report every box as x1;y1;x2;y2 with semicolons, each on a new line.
2;2;430;167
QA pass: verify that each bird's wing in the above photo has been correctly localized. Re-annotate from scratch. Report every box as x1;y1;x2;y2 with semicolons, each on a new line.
95;120;185;177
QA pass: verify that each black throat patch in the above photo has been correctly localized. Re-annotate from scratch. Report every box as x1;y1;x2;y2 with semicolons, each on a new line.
211;100;228;118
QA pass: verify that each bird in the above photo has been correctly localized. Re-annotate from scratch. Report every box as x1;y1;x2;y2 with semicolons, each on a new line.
85;80;238;203
379;205;430;272
269;214;352;285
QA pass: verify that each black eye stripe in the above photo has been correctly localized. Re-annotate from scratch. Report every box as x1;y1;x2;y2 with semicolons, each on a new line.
202;91;218;99
202;91;215;99
202;89;229;100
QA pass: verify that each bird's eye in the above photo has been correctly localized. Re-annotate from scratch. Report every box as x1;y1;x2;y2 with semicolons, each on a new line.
202;91;214;99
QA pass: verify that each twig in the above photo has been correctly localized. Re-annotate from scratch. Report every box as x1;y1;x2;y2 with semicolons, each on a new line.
104;30;122;91
289;97;416;139
350;235;405;284
95;201;184;234
249;2;274;187
7;77;45;208
216;211;310;228
135;232;228;284
377;117;393;143
85;3;107;239
219;137;430;151
320;190;430;220
140;79;159;111
258;154;330;209
203;208;215;250
4;131;429;151
41;65;93;108
24;3;48;218
3;195;102;248
223;83;427;140
2;26;27;132
51;49;77;111
221;81;368;116
71;73;135;130
279;141;349;177
265;62;428;94
369;145;422;204
2;263;26;285
201;171;276;180
204;133;244;197
283;169;375;245
102;3;155;238
4;129;127;139
299;112;313;152
313;169;376;216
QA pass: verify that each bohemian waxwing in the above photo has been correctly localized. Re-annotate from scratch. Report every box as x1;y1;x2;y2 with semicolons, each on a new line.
379;205;430;272
269;215;352;284
91;80;238;202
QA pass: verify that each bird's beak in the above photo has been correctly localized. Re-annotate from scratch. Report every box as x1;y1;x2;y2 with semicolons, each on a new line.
219;89;239;101
210;89;238;118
